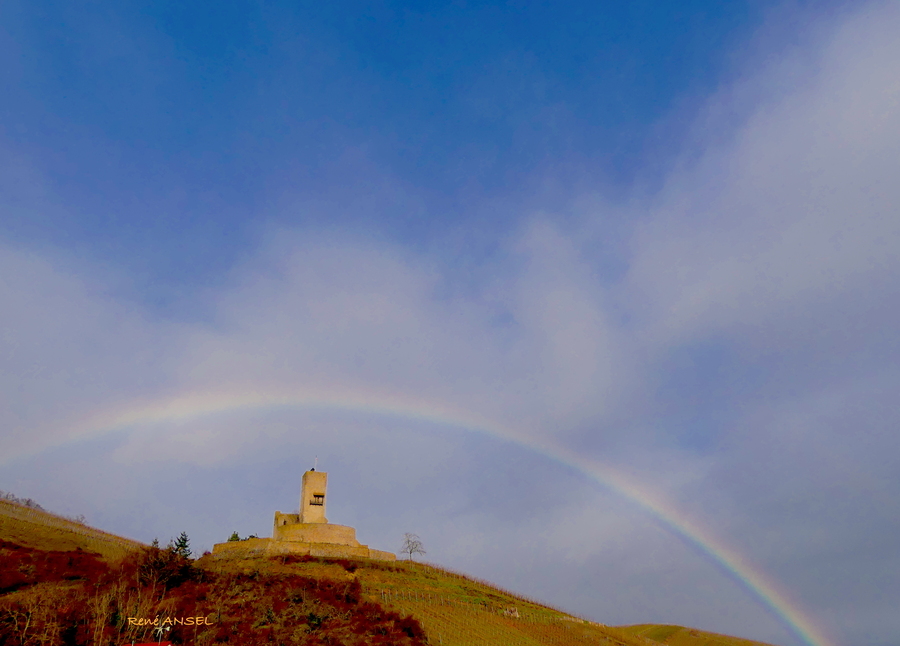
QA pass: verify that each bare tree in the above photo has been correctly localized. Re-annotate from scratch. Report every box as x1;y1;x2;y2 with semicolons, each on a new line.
89;587;115;646
400;533;426;561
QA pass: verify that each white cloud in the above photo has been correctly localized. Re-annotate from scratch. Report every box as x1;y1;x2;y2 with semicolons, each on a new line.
0;245;177;460
623;2;900;349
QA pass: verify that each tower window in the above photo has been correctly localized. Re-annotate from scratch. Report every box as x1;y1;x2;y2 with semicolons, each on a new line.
310;494;324;506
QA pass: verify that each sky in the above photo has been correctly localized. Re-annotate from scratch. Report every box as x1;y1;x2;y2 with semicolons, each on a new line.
1;1;898;645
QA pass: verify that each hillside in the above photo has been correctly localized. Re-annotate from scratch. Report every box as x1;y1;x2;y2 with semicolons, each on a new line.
619;625;778;646
202;552;778;646
0;507;778;646
0;498;144;560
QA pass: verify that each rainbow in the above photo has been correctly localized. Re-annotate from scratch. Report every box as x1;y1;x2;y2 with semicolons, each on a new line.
9;386;834;646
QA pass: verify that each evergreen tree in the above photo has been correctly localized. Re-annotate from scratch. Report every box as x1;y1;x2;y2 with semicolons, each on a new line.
173;531;191;558
150;537;160;548
228;531;241;542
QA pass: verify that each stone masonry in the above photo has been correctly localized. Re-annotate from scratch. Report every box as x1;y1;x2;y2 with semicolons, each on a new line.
212;469;396;561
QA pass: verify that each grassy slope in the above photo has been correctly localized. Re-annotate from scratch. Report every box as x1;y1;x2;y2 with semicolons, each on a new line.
0;499;145;560
0;506;778;646
203;554;632;646
619;625;779;646
203;554;778;646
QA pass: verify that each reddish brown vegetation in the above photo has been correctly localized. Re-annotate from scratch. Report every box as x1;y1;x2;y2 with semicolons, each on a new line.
0;541;427;646
0;540;109;594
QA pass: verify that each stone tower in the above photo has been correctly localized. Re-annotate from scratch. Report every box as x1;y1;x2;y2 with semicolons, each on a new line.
212;467;395;561
299;469;328;524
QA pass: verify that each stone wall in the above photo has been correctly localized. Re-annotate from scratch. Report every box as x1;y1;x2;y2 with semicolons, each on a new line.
272;515;361;547
211;537;396;561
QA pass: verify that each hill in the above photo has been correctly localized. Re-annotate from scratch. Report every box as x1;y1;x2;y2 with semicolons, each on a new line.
0;506;779;646
201;551;778;646
0;539;428;646
619;625;777;646
0;498;144;560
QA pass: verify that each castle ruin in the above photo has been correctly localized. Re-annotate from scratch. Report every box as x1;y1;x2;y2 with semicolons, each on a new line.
212;469;396;561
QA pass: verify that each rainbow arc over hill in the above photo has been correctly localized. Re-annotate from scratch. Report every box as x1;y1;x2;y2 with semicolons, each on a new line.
16;386;833;646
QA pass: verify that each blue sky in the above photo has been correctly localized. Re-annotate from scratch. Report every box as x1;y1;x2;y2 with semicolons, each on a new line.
3;0;781;302
2;2;899;646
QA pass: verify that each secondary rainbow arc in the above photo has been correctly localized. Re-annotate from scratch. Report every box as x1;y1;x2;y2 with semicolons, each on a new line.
10;387;834;646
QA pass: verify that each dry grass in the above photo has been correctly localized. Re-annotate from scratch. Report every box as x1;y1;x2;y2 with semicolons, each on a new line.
0;499;144;561
203;555;776;646
618;624;781;646
1;506;780;646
